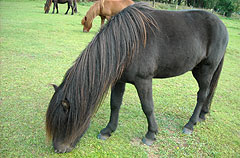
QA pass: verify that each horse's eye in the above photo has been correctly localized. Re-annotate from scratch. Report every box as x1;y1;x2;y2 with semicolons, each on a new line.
62;100;70;113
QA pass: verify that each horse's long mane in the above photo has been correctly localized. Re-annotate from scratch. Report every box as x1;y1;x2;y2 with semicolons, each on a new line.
46;3;157;143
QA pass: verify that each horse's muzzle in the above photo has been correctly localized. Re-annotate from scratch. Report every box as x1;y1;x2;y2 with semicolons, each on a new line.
53;142;74;153
54;146;73;153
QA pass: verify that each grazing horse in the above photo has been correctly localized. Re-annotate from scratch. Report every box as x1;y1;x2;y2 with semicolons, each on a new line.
81;0;134;32
44;0;77;15
46;3;228;153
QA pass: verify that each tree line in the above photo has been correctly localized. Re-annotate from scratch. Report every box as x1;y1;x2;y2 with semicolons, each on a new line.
149;0;240;17
78;0;240;17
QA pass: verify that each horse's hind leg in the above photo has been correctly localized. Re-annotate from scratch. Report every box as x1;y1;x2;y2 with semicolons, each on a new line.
199;57;224;121
183;59;222;134
65;3;70;14
71;5;74;15
73;0;77;13
98;82;126;140
135;78;158;146
70;1;74;15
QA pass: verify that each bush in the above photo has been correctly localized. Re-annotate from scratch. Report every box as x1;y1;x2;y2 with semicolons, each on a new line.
214;0;234;17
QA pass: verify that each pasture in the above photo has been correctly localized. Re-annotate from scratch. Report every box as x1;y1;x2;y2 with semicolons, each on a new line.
0;0;239;157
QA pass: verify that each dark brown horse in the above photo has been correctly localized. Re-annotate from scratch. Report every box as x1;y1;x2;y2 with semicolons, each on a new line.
81;0;134;32
44;0;77;15
46;3;228;153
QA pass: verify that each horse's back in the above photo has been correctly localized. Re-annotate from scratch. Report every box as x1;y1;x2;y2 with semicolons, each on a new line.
102;0;134;16
151;9;228;45
121;9;228;81
151;9;228;62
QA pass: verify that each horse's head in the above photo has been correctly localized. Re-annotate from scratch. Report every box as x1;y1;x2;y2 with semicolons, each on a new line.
46;84;89;153
44;0;52;14
81;16;92;32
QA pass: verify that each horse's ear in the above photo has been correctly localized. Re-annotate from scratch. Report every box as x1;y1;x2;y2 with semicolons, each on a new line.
62;100;70;113
50;84;58;91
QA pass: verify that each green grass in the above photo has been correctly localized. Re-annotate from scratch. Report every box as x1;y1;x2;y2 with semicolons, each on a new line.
0;0;239;157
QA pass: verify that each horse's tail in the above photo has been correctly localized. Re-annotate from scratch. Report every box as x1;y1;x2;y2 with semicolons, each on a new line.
207;56;224;110
74;0;78;13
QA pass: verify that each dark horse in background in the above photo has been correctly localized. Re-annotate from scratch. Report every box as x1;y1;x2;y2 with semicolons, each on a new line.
44;0;77;15
46;3;228;153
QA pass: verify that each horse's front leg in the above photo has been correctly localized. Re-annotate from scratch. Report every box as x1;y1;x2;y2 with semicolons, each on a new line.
98;82;126;140
100;16;106;28
56;3;59;14
106;16;111;21
52;2;56;14
135;78;158;146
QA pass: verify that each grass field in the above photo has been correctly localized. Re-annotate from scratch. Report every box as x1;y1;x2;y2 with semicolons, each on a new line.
0;0;239;157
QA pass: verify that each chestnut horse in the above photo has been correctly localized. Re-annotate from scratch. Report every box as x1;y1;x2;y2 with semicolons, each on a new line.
81;0;134;32
44;0;77;15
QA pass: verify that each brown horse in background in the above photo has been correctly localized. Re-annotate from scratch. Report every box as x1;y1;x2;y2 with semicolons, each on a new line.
81;0;134;32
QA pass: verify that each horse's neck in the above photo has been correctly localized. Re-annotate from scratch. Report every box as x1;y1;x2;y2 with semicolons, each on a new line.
86;2;101;24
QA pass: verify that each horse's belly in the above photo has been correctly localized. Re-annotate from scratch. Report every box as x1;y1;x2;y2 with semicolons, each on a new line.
154;55;201;78
154;66;191;78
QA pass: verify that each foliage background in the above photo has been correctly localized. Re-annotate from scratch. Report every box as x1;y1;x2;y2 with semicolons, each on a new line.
140;0;240;17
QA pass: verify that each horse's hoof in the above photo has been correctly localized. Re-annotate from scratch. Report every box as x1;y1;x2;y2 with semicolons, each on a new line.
142;137;155;146
198;118;205;122
97;133;110;140
183;127;193;135
198;115;206;122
